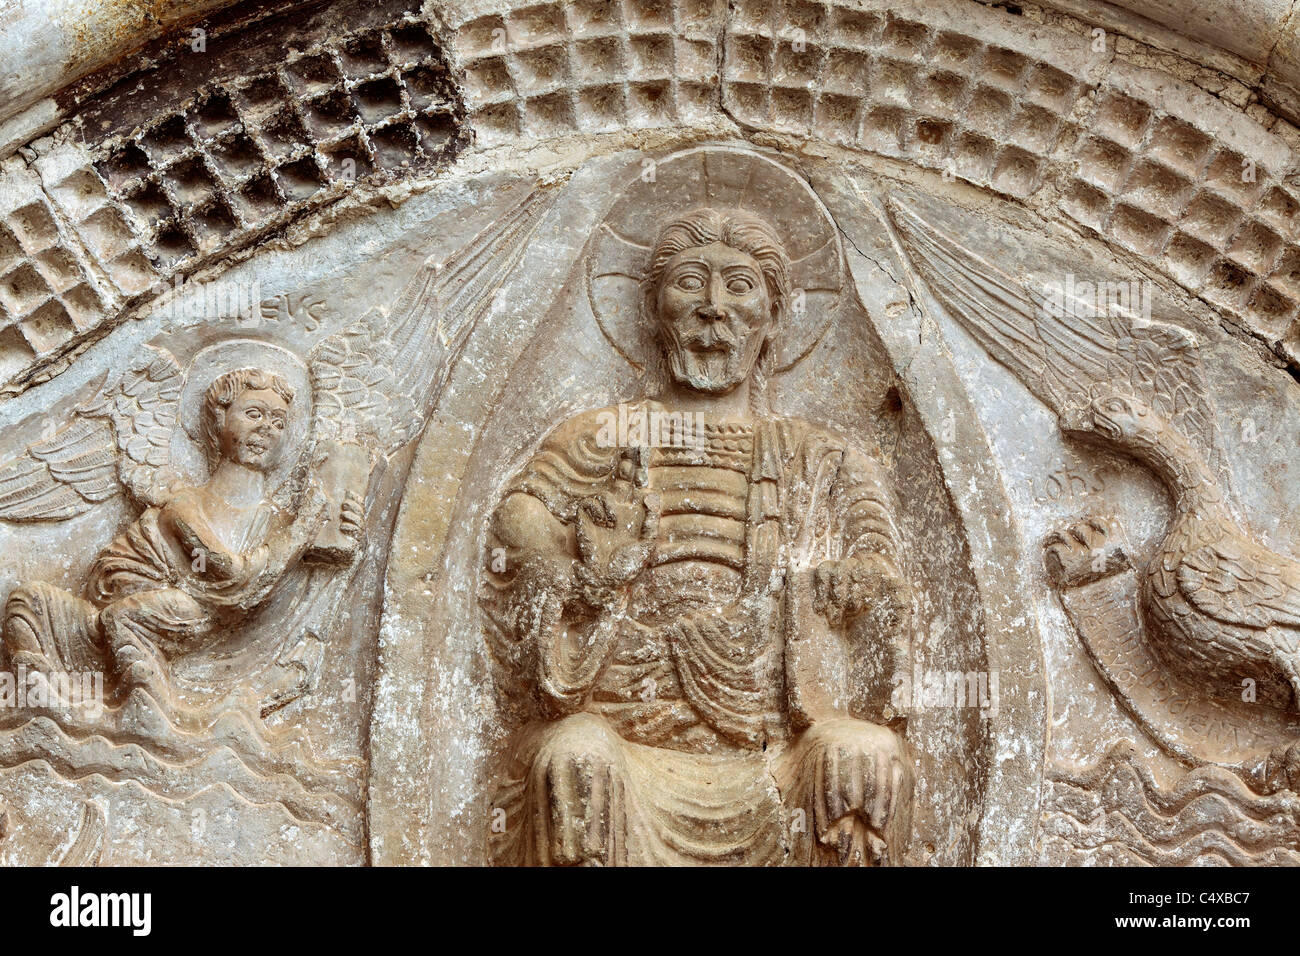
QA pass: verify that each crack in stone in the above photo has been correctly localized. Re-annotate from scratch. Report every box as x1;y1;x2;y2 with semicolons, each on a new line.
1266;0;1300;74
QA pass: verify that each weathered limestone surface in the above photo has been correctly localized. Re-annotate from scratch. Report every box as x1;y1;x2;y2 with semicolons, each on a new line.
0;0;1298;866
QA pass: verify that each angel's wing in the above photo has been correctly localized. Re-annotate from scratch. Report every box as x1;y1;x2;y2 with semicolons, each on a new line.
310;186;555;453
1178;529;1300;630
888;200;1229;486
0;347;181;521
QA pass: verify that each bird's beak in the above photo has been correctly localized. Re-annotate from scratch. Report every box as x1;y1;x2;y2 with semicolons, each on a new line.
1057;409;1090;435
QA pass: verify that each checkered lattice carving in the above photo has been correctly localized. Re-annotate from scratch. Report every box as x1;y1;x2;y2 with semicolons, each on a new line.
7;0;1300;396
93;14;465;271
450;0;725;144
0;168;122;384
1061;91;1300;343
723;1;1083;200
720;0;1300;350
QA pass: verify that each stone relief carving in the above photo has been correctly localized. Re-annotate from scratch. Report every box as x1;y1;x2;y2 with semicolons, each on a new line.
0;343;353;705
0;0;1297;870
480;150;914;865
891;196;1300;853
0;179;551;863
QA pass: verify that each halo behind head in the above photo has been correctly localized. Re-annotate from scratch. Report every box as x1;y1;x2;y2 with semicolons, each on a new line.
178;339;312;485
587;145;842;373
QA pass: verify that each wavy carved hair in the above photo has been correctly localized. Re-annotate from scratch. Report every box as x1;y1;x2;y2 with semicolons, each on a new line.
644;207;793;308
642;207;792;412
200;367;295;468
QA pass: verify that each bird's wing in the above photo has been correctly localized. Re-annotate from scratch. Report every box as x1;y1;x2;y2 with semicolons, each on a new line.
890;200;1231;494
0;346;181;521
889;200;1108;417
310;186;555;453
1178;528;1300;629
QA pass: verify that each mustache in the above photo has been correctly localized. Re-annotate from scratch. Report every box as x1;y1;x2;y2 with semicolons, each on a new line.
678;326;739;350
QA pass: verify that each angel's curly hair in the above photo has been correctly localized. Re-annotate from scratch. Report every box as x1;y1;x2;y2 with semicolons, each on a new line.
200;367;295;467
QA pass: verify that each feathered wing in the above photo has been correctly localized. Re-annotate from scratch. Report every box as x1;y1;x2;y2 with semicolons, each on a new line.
888;200;1085;413
310;186;555;453
1113;320;1232;497
888;200;1230;490
1178;527;1300;630
0;347;181;521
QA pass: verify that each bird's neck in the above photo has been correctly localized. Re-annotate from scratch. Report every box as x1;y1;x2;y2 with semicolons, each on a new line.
1129;430;1223;516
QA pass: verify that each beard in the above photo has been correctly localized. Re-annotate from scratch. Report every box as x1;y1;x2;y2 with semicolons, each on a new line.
661;326;766;395
666;345;746;393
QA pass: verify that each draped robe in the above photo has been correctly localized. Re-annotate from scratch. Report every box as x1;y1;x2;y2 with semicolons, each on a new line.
481;400;913;866
5;491;275;678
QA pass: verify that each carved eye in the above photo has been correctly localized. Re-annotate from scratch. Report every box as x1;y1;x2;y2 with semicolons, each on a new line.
726;276;754;294
675;273;705;292
246;408;263;421
273;418;286;430
1104;399;1125;413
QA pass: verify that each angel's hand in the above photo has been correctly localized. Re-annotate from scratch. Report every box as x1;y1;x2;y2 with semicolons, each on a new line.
573;488;660;607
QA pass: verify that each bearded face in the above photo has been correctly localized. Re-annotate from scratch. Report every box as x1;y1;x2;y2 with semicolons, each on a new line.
653;241;777;395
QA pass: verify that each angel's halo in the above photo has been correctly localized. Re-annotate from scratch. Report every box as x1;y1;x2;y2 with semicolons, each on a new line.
585;145;844;374
176;339;313;489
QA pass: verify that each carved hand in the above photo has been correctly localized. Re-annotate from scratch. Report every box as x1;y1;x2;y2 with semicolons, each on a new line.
1043;516;1130;589
573;488;661;608
338;490;366;544
814;555;909;625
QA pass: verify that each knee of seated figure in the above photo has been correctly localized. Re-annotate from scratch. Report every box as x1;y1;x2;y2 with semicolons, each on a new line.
4;589;43;655
4;586;58;666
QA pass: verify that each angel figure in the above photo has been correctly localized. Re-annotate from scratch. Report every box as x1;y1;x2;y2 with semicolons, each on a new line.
2;356;361;698
891;201;1300;788
0;186;555;710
